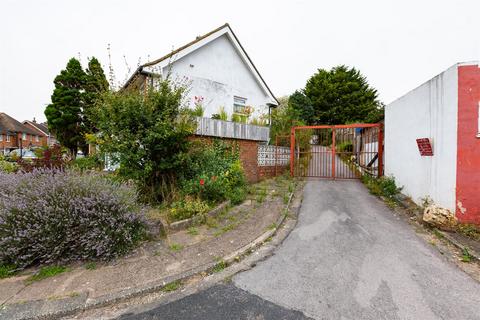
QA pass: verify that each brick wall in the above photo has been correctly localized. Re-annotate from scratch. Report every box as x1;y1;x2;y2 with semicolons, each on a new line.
258;165;289;180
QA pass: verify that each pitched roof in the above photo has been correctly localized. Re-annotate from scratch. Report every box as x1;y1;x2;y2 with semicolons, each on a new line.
123;23;278;105
23;120;50;136
0;113;38;135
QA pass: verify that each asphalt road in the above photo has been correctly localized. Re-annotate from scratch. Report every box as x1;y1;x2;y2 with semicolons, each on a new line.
119;180;480;320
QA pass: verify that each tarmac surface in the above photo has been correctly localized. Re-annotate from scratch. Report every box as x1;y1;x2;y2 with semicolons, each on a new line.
120;179;480;320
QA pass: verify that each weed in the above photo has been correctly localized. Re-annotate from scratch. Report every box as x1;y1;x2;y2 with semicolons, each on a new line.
85;262;97;270
283;194;290;205
461;248;473;263
206;216;219;229
162;280;181;292
187;227;199;236
432;229;444;239
69;292;80;298
26;266;69;283
169;243;184;252
288;182;295;193
214;223;237;237
0;265;16;279
267;223;277;230
458;224;480;241
212;261;226;273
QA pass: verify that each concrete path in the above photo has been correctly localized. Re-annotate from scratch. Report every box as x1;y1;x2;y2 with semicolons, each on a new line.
234;180;480;319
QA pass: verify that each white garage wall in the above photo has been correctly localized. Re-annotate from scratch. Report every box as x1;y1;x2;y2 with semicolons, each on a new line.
163;34;271;120
385;64;458;211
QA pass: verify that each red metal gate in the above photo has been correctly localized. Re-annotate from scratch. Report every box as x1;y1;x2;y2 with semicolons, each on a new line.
290;124;383;179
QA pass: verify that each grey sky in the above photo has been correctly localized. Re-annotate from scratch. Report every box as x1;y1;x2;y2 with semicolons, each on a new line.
1;0;479;123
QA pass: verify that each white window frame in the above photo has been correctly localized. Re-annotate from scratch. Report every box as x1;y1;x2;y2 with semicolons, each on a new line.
35;135;39;142
6;134;11;142
22;133;27;140
233;96;247;114
0;134;2;142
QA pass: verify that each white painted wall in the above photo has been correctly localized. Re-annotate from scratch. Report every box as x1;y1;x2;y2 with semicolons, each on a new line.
385;64;458;211
162;34;272;120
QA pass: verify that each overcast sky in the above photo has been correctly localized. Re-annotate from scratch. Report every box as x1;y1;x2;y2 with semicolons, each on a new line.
1;0;479;122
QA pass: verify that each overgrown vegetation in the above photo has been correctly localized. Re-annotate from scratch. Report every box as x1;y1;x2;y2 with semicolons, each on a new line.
26;266;70;283
361;175;402;200
95;77;195;203
0;169;146;270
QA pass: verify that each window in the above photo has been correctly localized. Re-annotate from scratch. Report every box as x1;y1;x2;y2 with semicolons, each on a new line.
6;134;10;142
35;135;39;142
233;96;247;114
0;134;2;141
22;133;27;140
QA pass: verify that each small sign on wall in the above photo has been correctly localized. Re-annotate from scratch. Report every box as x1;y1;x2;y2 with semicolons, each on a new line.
416;138;433;156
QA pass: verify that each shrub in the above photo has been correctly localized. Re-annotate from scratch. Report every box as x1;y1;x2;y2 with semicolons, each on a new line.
361;175;402;199
0;156;18;173
0;169;146;269
169;197;210;221
180;141;247;204
71;154;103;171
17;145;67;172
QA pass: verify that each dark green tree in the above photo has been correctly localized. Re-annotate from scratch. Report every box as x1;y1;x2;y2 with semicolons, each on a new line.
84;57;109;133
45;58;86;157
296;65;383;125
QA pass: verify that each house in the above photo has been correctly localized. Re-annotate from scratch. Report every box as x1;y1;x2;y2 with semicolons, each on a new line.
123;23;279;121
23;119;57;147
0;112;45;155
385;62;480;224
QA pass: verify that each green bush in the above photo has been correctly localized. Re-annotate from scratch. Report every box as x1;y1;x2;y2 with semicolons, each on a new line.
362;175;402;199
71;155;103;171
180;140;247;204
0;156;18;173
336;141;353;153
169;197;210;221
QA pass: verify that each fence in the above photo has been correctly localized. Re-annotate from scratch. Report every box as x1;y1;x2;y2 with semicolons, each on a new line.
195;117;269;142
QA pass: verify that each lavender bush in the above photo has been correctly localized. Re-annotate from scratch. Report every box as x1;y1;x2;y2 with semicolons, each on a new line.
0;169;146;269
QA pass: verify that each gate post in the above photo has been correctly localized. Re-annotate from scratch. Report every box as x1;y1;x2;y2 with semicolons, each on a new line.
378;124;384;178
290;127;295;177
332;127;336;179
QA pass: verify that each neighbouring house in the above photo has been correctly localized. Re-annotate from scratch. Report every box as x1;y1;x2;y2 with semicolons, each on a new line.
23;118;57;147
0;112;45;155
385;61;480;224
123;23;279;121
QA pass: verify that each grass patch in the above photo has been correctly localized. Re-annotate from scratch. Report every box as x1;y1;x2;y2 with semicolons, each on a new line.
169;243;184;252
85;262;97;270
0;265;16;279
283;194;290;205
187;226;199;236
26;266;69;283
214;223;237;237
206;216;219;229
212;260;227;273
461;248;474;263
162;280;181;292
267;223;277;230
432;228;445;239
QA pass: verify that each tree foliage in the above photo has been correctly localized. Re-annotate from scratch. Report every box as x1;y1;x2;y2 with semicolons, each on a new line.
44;57;108;156
45;58;86;156
95;79;196;203
293;65;383;125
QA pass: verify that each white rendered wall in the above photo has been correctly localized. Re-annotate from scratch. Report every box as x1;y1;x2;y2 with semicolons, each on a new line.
385;65;458;211
163;35;271;120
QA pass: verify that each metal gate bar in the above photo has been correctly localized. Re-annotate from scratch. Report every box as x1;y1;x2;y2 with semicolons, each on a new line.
290;123;383;179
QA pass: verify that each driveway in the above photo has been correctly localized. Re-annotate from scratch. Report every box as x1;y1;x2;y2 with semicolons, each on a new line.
119;180;480;319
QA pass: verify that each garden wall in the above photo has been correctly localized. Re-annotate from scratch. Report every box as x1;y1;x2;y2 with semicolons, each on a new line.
190;136;290;183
